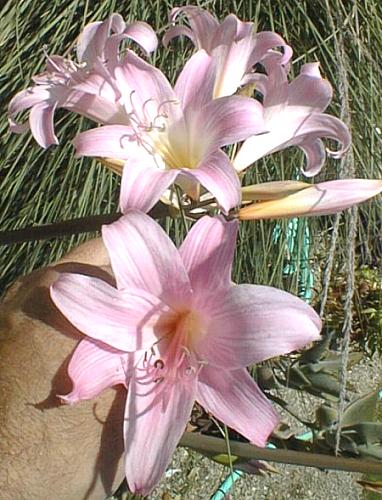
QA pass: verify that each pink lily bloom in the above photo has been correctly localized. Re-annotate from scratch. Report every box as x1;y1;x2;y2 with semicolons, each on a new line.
8;13;158;148
163;5;292;98
233;58;351;176
50;211;321;495
239;179;382;220
73;49;265;213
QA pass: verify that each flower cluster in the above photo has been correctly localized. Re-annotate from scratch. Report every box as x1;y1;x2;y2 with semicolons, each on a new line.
9;5;382;496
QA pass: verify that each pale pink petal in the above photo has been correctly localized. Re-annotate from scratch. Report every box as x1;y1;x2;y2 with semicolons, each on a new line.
165;6;220;50
8;86;53;133
288;63;333;111
174;50;215;110
193;95;265;153
123;21;158;55
300;138;326;177
72;125;139;159
162;25;196;47
179;215;238;293
29;103;58;148
50;273;171;352
61;338;131;404
114;51;179;123
252;31;293;65
188;150;241;213
195;284;321;368
102;211;192;304
77;13;129;65
77;19;111;64
239;179;382;219
124;372;197;495
233;112;351;173
210;14;254;97
197;367;278;446
120;155;179;213
64;90;127;125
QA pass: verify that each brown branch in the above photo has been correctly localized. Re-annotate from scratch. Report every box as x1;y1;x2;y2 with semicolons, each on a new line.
180;433;382;475
0;202;171;245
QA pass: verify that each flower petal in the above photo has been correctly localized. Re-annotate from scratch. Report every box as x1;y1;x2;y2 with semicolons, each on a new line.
288;63;333;112
193;95;265;153
60;338;131;404
174;50;215;111
179;215;238;293
252;31;293;66
124;371;196;495
120;154;179;213
196;284;321;368
72;125;138;159
50;273;171;352
8;86;53;134
29;103;58;148
165;6;220;50
233;112;351;174
188;150;241;213
239;179;382;219
197;367;278;446
102;211;192;304
114;50;179;124
123;21;158;55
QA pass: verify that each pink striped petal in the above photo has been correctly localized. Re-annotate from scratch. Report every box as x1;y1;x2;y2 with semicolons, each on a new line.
124;372;196;496
29;103;58;148
123;21;158;55
162;25;196;47
174;50;215;110
179;215;238;293
234;112;351;174
120;155;179;213
114;51;178;123
72;125;138;159
165;6;220;50
51;273;171;352
252;31;293;65
102;211;192;305
8;86;52;134
189;150;241;213
196;284;321;368
194;96;265;153
64;90;127;125
239;179;382;219
197;367;278;446
288;63;332;111
60;338;131;404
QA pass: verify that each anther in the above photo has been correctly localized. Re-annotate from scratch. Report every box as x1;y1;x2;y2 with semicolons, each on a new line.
154;359;165;369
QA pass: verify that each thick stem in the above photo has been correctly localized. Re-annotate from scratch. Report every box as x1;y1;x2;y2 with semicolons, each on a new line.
180;433;382;475
0;202;170;245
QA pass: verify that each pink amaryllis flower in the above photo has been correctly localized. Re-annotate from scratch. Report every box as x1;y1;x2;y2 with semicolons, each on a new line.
50;211;321;495
233;57;351;177
163;5;292;98
239;179;382;219
8;13;158;148
73;49;265;213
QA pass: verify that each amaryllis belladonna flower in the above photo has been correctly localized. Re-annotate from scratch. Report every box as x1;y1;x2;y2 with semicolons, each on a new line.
233;57;351;177
50;211;321;495
163;5;292;98
238;179;382;220
73;49;265;213
8;13;158;147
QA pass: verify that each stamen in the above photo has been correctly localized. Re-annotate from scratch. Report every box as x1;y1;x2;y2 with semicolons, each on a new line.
154;359;165;369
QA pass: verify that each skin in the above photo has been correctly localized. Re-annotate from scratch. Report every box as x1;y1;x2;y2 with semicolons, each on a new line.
0;239;126;500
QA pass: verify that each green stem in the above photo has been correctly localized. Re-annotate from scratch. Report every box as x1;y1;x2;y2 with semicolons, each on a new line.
179;433;382;475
